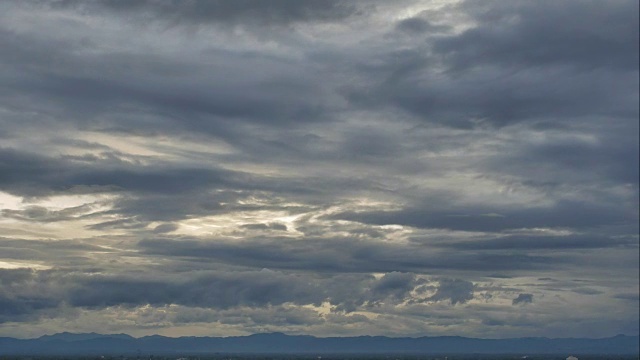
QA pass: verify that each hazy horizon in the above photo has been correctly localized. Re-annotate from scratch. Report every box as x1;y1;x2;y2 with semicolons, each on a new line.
10;331;640;340
0;0;638;340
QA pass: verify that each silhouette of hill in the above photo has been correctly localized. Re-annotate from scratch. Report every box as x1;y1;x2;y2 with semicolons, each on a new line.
0;332;637;355
38;331;135;341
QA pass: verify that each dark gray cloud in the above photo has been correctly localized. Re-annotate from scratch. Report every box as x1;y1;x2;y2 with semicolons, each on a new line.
1;203;100;223
152;223;179;234
434;0;639;71
425;279;474;305
488;123;640;188
348;62;638;128
512;293;533;305
0;147;238;197
241;222;288;231
370;272;419;301
436;234;638;251
0;269;63;323
0;147;356;228
330;199;632;232
395;17;449;35
0;26;335;157
614;293;640;302
572;288;604;295
52;0;361;27
0;295;59;323
67;270;326;309
137;237;558;274
346;1;639;128
0;267;456;324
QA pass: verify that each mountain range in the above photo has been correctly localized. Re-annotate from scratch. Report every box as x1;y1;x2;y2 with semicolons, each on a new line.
0;332;637;355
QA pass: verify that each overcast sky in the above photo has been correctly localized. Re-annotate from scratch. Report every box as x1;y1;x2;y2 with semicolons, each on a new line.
0;0;638;339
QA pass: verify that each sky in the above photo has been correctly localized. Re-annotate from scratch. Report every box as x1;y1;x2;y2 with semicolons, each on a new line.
0;0;638;339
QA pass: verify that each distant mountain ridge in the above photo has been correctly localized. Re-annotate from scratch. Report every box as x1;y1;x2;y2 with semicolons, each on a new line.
38;332;135;341
0;332;637;355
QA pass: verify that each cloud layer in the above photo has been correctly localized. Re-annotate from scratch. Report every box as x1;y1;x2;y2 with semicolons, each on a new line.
0;0;638;339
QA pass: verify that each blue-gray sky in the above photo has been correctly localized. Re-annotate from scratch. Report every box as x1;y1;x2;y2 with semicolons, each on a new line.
0;0;638;339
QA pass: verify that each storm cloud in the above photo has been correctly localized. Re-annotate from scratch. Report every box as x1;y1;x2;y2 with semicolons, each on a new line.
512;293;533;305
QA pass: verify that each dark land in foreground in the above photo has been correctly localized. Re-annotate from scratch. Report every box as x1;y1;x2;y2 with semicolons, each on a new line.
0;333;638;356
0;356;639;360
